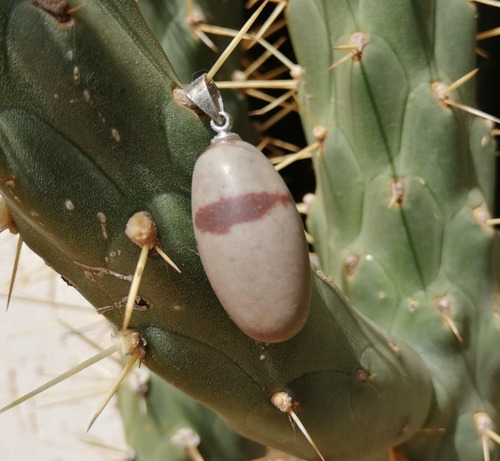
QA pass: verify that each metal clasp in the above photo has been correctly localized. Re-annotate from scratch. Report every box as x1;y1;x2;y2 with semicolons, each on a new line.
185;74;225;125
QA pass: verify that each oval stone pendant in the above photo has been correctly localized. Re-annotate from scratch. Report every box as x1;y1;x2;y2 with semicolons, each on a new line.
187;75;310;343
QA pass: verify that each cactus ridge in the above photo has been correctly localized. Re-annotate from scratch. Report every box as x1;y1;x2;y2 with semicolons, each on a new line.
288;0;500;459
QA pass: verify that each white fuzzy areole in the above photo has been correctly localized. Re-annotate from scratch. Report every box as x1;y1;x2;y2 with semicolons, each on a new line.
191;137;310;343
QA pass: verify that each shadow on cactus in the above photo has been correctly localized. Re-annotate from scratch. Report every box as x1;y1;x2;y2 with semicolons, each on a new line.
0;0;500;460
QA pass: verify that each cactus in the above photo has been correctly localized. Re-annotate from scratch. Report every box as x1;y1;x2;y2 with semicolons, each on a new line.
118;368;266;460
1;0;499;460
288;1;500;459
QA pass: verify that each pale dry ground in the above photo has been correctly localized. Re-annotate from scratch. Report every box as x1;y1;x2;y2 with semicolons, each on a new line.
0;230;307;461
0;231;130;461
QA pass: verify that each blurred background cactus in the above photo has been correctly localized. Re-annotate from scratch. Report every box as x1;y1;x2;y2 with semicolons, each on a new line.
1;0;500;460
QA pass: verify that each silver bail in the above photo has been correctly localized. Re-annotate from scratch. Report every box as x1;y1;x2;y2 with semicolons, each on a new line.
185;74;224;125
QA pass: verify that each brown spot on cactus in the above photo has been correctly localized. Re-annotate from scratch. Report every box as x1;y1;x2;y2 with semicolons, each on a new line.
349;32;369;62
432;81;450;110
390;447;411;461
434;295;464;343
344;253;361;277
96;296;152;315
316;269;335;286
173;87;205;115
354;368;373;384
123;212;158;330
271;391;325;461
329;31;369;71
29;0;75;27
88;329;147;431
473;204;492;232
431;70;500;125
126;211;158;250
122;217;153;327
2;175;16;191
388;178;406;208
123;211;180;330
473;411;500;456
60;275;74;287
408;300;418;312
313;125;328;143
388;341;401;356
97;212;109;240
185;8;218;53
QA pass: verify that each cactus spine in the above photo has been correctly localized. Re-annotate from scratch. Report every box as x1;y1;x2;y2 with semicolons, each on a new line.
287;0;500;459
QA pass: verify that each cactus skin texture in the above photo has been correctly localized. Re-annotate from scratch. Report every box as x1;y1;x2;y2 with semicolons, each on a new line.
288;0;500;459
118;369;266;460
135;0;256;143
0;1;498;461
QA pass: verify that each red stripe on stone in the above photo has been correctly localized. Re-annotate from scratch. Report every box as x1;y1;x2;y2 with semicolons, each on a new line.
195;192;292;235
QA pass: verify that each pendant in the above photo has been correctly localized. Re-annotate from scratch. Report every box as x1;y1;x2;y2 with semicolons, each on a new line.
186;74;310;343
